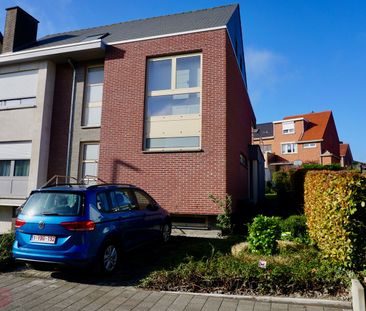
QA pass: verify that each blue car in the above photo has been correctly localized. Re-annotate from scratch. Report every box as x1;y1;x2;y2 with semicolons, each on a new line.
13;184;171;273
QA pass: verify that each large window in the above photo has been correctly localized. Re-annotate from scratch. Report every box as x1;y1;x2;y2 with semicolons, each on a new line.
145;54;202;151
281;143;298;154
81;144;99;178
83;67;104;126
282;121;295;134
0;70;38;109
0;160;29;177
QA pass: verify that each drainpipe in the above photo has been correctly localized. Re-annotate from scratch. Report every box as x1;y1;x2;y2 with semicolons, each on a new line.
66;59;77;178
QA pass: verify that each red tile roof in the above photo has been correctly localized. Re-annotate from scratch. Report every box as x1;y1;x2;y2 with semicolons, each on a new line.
284;110;332;141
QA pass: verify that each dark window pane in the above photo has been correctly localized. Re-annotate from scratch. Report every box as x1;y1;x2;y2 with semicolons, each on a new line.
14;160;30;176
0;160;11;176
110;190;132;212
176;56;200;88
147;59;172;91
96;192;110;212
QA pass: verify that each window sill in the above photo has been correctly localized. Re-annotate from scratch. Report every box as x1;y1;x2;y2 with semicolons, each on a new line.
0;105;36;111
81;125;101;129
143;148;203;154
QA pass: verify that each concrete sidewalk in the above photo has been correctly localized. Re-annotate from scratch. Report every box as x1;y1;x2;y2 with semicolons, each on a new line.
0;273;352;311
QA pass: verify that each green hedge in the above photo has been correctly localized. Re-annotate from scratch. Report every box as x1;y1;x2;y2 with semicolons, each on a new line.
304;171;366;269
0;233;15;270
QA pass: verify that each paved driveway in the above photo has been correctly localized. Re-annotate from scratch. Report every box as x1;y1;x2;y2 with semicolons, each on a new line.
0;271;352;311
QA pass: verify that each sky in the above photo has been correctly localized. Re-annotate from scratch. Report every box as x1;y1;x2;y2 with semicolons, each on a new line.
1;0;365;162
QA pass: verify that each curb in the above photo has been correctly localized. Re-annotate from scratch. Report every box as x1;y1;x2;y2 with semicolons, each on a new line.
162;290;352;308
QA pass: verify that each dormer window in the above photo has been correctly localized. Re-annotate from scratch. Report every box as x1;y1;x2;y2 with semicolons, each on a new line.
282;121;295;134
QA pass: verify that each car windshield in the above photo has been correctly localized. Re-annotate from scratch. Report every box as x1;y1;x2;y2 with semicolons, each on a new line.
21;192;83;216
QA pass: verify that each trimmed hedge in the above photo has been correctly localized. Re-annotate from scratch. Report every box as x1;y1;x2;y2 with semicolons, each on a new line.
304;171;366;269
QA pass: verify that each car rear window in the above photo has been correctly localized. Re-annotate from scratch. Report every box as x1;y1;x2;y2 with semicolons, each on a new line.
21;192;83;216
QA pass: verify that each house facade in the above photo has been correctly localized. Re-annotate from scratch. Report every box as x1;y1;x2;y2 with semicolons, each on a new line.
0;5;261;232
253;111;352;179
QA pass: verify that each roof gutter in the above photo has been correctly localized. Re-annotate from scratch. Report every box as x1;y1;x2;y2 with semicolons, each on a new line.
0;39;105;65
65;58;76;177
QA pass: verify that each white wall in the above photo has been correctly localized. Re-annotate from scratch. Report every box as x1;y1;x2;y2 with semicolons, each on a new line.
0;206;12;234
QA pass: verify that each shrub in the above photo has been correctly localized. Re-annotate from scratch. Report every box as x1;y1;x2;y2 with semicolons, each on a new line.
0;233;15;269
302;163;342;171
304;171;366;269
248;215;281;255
209;194;232;235
280;215;310;244
272;171;292;194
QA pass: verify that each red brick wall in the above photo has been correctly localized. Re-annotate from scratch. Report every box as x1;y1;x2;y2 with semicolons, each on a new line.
47;63;73;179
225;35;253;209
99;29;241;215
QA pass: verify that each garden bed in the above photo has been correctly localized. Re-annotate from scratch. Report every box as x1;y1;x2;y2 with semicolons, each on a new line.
140;237;351;300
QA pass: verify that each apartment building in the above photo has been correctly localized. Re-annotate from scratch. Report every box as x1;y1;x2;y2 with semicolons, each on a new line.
0;5;262;232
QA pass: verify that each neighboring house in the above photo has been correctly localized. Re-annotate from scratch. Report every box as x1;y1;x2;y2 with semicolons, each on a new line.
0;4;262;232
339;143;353;167
253;111;352;179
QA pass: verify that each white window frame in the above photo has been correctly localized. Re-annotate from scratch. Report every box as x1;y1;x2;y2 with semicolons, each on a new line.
145;53;202;151
281;142;298;154
282;121;295;134
303;143;316;149
82;66;104;127
80;143;100;178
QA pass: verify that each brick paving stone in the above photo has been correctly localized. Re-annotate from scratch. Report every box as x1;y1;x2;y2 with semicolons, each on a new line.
271;303;289;311
254;302;271;311
98;287;137;311
114;290;151;311
184;295;208;311
29;281;83;311
167;293;194;311
2;279;63;310
52;284;101;309
201;297;224;311
219;298;239;311
237;300;255;311
149;293;179;311
131;291;164;311
306;306;324;311
65;287;110;310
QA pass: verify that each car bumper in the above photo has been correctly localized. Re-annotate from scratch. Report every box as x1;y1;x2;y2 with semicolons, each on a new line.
12;241;95;267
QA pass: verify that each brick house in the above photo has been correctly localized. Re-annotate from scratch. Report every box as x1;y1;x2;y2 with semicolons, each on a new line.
0;5;262;232
253;111;352;179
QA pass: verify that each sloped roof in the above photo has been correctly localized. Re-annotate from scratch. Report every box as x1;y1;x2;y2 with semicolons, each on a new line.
253;122;273;139
340;143;351;157
22;4;238;51
284;110;332;141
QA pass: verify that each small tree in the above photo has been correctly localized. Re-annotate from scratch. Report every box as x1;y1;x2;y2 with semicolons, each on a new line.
209;194;232;235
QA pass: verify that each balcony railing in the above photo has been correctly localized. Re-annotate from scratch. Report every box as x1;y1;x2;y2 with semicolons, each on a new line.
0;177;28;198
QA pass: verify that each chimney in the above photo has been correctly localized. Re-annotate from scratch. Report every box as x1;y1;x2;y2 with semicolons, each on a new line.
0;32;3;53
2;6;39;53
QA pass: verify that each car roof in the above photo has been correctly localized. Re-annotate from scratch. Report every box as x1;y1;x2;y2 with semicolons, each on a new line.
33;184;138;193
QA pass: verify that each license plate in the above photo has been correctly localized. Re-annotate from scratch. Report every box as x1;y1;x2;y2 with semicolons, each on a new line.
31;235;56;244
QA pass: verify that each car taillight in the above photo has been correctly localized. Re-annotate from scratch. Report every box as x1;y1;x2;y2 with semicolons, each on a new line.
61;220;95;231
15;218;26;229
